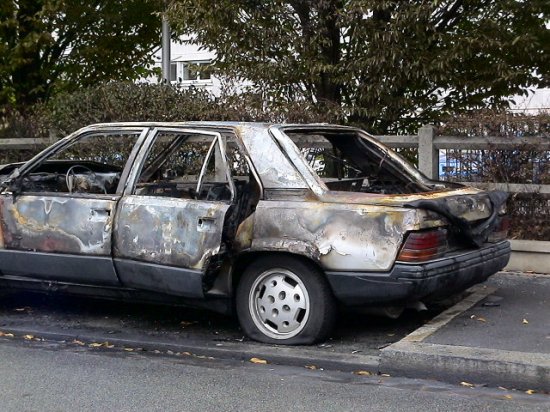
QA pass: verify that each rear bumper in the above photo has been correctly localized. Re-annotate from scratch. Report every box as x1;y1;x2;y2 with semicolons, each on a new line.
326;240;511;306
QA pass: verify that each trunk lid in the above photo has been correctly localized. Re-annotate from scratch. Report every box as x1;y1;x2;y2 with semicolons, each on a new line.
320;188;508;247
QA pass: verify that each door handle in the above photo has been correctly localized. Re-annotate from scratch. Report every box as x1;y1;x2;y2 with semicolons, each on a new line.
197;216;216;231
91;208;111;216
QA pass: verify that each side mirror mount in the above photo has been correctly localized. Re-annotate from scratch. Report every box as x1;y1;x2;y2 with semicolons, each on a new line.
1;173;22;200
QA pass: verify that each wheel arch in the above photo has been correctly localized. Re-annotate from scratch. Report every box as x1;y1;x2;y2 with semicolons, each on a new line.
207;249;327;298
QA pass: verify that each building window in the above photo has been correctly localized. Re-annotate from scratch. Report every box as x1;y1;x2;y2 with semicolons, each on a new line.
170;63;177;82
182;62;212;81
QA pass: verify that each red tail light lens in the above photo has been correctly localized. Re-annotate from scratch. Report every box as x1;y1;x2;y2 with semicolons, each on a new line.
397;229;448;262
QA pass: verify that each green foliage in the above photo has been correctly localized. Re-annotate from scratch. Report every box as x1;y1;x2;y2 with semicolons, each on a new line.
167;0;550;133
0;0;163;110
2;82;341;138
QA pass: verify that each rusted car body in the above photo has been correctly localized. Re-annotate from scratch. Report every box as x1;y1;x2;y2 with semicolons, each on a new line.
0;122;510;344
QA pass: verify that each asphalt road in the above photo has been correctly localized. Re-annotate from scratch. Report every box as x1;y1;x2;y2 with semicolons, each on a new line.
0;338;548;411
0;291;446;357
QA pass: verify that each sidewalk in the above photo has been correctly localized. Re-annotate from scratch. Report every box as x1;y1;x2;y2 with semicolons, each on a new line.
380;272;550;391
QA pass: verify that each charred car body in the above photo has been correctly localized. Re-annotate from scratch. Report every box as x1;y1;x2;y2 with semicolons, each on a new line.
0;123;510;344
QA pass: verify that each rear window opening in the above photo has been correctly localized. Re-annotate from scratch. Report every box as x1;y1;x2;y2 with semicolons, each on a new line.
284;129;432;194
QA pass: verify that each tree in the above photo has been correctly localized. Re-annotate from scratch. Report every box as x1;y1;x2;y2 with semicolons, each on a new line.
167;0;550;132
0;0;163;110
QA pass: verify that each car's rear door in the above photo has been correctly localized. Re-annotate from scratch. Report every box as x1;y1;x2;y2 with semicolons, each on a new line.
113;128;234;298
0;127;148;285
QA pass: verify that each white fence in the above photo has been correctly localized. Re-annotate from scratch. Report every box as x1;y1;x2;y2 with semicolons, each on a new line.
376;125;550;195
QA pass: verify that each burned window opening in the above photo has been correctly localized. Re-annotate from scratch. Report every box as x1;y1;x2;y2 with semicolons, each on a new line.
135;132;233;201
14;132;140;195
285;130;431;194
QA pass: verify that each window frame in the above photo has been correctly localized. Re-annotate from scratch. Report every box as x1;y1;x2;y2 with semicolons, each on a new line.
125;127;236;203
7;127;149;198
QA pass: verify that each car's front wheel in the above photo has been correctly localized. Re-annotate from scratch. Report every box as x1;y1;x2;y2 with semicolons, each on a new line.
236;255;336;345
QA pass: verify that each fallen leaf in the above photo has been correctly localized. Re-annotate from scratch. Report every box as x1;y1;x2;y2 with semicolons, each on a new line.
460;381;475;388
71;339;85;346
503;395;513;400
89;342;114;348
181;351;191;356
250;357;268;364
305;365;318;370
476;317;487;323
522;319;529;324
23;334;34;340
0;332;15;338
123;348;134;352
525;389;536;395
380;373;391;377
354;370;372;376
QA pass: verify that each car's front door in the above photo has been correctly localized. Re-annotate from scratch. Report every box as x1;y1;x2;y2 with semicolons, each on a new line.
0;127;147;285
113;128;234;298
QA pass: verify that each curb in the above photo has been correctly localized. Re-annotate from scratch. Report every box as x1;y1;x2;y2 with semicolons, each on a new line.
379;284;550;391
0;327;380;373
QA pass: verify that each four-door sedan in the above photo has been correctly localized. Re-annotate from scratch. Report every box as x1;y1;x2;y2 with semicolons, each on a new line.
0;122;510;344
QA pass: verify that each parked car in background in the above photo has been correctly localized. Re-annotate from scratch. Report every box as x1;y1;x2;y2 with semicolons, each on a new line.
0;122;510;344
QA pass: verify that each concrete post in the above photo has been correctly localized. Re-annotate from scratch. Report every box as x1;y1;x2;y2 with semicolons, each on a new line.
418;125;438;180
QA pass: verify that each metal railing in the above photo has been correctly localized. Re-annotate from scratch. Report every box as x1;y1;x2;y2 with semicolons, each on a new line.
1;127;549;195
376;125;550;195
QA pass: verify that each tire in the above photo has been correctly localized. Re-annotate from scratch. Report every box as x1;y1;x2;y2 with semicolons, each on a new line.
236;255;336;345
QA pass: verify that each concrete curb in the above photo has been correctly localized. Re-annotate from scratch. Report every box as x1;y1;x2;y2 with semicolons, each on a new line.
380;284;550;391
0;327;380;373
506;240;550;274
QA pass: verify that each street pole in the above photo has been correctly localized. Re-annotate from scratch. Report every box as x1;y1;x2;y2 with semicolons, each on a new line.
161;2;171;83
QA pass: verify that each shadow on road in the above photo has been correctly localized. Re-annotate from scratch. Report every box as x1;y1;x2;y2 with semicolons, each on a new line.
0;291;447;356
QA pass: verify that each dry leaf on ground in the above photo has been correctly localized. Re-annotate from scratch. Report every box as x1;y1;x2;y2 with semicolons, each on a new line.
250;357;268;364
460;381;475;388
354;370;372;376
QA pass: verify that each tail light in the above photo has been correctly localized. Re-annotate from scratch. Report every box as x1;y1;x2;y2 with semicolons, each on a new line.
397;228;448;262
487;216;510;243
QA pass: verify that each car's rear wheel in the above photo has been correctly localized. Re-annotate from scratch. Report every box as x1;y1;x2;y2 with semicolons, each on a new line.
236;255;336;345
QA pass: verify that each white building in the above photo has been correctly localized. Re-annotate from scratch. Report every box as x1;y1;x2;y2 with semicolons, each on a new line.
152;37;222;95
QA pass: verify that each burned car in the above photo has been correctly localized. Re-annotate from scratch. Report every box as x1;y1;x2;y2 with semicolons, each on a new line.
0;122;510;344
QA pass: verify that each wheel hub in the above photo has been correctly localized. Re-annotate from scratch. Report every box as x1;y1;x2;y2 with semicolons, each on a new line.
249;269;310;339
